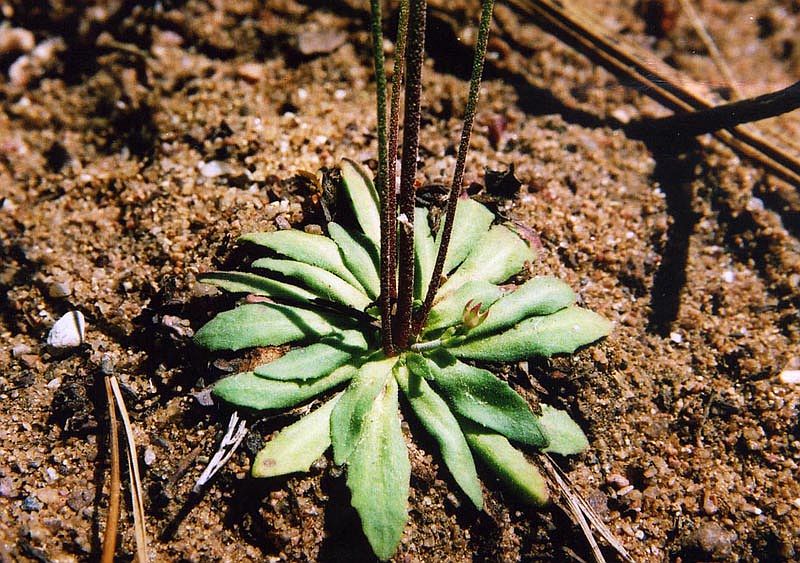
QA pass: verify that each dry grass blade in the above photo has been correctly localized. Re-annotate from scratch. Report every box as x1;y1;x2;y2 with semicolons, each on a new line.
101;378;121;563
193;411;248;493
109;377;149;563
539;455;634;563
675;0;741;100
505;0;800;187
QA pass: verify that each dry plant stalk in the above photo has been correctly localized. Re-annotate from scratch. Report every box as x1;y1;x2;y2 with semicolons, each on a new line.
107;376;149;562
505;0;800;187
101;378;121;563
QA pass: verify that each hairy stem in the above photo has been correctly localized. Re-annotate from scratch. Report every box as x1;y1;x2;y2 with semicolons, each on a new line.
414;0;495;336
394;0;427;350
385;0;410;305
370;0;395;355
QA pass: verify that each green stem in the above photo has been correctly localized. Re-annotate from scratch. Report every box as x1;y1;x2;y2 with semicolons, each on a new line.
413;0;495;337
394;0;427;350
369;0;395;355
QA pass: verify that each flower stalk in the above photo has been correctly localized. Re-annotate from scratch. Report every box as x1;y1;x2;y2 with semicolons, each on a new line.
414;0;495;336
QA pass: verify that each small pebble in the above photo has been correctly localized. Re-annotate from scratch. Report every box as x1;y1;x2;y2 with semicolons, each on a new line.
721;270;735;283
199;160;232;178
47;281;71;298
47;311;85;348
779;370;800;384
606;473;630;489
22;495;42;512
0;27;35;54
143;447;156;466
296;30;346;56
11;343;32;357
0;477;17;498
236;62;263;83
275;215;291;230
669;331;682;344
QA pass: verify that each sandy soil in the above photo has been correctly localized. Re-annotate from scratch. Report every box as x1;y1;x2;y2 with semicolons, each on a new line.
1;0;798;561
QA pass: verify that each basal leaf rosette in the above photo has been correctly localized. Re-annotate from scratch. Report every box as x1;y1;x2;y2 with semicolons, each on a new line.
194;160;611;560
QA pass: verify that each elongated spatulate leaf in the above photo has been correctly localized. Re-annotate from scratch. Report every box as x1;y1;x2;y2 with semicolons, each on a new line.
347;377;409;561
434;198;494;274
450;306;612;361
539;404;589;455
340;158;381;248
197;271;317;302
255;330;370;381
331;356;397;465
426;351;547;448
413;207;436;301
241;229;364;290
439;225;535;298
396;363;483;509
251;257;370;310
213;365;356;410
461;418;549;506
469;276;575;338
328;222;380;299
195;303;346;351
252;393;341;477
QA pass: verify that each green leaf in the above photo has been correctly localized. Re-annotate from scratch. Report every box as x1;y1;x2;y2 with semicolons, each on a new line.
328;222;380;300
252;393;341;477
470;276;575;338
251;257;370;310
254;330;370;381
396;363;483;509
195;303;347;351
424;280;504;333
461;418;549;506
240;229;363;291
426;351;547;448
434;198;494;274
340;158;381;249
413;207;436;301
449;306;612;361
346;376;409;561
212;364;356;410
196;271;316;302
539;404;589;455
439;225;536;297
330;356;398;465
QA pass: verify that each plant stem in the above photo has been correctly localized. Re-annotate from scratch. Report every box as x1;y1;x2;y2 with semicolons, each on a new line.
414;0;494;336
369;0;395;355
101;377;121;563
385;0;410;306
394;0;427;350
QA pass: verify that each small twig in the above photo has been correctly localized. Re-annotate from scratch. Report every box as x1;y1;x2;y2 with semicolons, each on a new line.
193;412;248;493
675;0;741;99
629;80;800;138
108;377;149;563
101;378;121;563
394;0;427;350
540;455;634;563
505;0;800;187
414;0;495;336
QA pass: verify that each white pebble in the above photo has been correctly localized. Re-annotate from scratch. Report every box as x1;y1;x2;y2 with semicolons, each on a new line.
334;89;347;100
296;88;309;102
779;370;800;384
199;160;230;178
669;331;682;344
143;447;156;466
47;311;85;348
46;377;62;390
722;270;735;283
